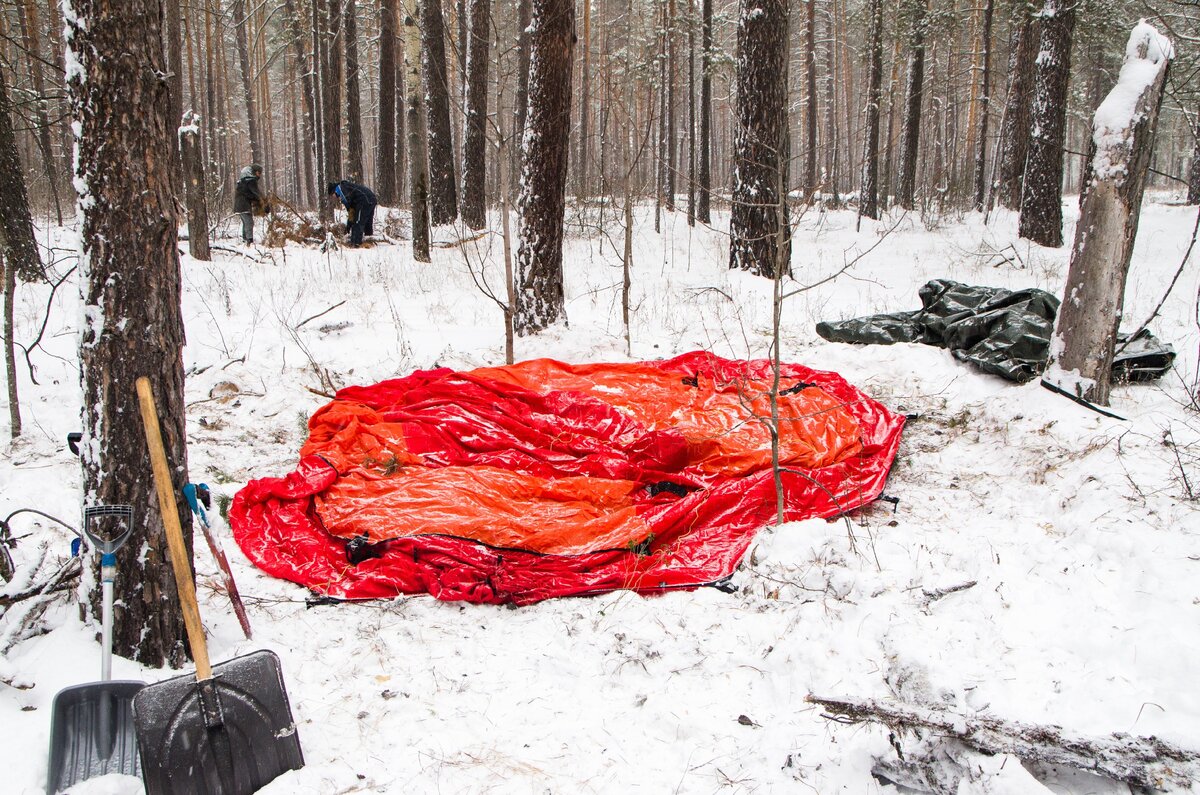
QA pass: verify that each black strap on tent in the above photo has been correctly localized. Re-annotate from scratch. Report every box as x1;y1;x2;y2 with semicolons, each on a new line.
1039;379;1127;421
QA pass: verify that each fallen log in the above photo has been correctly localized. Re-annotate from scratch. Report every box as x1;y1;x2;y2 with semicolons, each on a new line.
807;693;1199;791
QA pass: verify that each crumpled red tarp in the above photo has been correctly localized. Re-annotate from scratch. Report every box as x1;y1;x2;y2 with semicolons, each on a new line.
230;352;905;604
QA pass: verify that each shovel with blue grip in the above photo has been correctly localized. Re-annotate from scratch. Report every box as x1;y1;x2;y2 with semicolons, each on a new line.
184;483;252;640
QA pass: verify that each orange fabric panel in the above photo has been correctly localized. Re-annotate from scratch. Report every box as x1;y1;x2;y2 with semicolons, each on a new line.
314;465;650;555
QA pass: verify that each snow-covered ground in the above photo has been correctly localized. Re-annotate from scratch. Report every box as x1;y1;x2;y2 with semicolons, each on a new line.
2;196;1198;794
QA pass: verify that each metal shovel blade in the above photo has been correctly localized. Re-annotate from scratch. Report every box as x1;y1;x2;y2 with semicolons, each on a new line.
132;649;303;795
46;680;146;794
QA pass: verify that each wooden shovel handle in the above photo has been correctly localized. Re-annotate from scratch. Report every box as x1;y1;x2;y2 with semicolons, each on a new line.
136;377;212;680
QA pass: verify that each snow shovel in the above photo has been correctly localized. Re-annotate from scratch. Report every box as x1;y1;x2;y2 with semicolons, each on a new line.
132;377;303;795
45;505;146;794
184;483;253;640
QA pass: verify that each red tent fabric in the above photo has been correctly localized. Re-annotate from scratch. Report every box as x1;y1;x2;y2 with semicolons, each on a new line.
230;352;905;604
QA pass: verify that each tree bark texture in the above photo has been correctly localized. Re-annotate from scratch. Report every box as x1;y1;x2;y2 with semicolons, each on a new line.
860;0;883;219
231;0;264;167
180;113;211;261
422;0;459;224
897;0;927;210
698;0;713;223
1019;0;1076;248
804;0;818;199
972;0;994;211
1187;118;1200;205
65;0;193;668
377;0;399;204
997;9;1037;210
1046;25;1171;406
0;71;42;284
3;243;17;438
402;0;432;261
514;0;575;335
729;0;790;277
344;0;365;180
460;0;490;229
513;0;533;197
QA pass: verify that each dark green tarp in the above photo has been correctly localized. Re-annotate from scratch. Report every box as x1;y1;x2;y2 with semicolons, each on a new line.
816;279;1174;383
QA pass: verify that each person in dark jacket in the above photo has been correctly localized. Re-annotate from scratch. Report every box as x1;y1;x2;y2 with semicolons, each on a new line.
327;180;378;247
233;164;267;244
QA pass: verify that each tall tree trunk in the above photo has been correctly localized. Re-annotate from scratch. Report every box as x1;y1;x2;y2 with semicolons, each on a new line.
345;0;365;180
164;0;184;173
313;0;332;219
860;0;883;220
17;0;63;224
378;0;399;204
897;0;927;210
514;0;575;335
996;9;1036;210
1045;24;1171;406
687;0;696;225
65;0;192;668
513;0;533;198
180;112;211;261
284;0;319;206
402;0;431;260
423;0;459;224
3;246;16;438
1187;119;1200;205
665;0;676;211
231;0;264;166
578;0;591;201
460;0;490;229
804;0;818;200
972;0;994;211
1019;0;1076;248
729;0;789;277
698;0;712;222
327;0;345;180
0;71;42;285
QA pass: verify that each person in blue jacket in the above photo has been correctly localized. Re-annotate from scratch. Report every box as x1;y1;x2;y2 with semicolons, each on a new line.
327;180;378;247
233;164;267;244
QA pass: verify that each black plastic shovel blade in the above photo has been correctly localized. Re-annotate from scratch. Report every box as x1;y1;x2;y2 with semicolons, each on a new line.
132;649;303;795
46;680;146;794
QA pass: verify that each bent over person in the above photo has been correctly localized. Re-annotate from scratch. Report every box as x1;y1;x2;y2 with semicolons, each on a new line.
328;180;378;247
233;164;267;244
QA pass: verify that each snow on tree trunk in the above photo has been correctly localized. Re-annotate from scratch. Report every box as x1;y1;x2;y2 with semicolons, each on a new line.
422;0;458;225
1018;0;1075;248
1044;22;1172;407
996;11;1037;210
897;0;927;211
180;112;211;261
860;0;883;220
402;0;431;261
0;70;41;285
66;0;193;667
729;0;790;278
460;0;490;230
1187;120;1200;206
513;0;574;335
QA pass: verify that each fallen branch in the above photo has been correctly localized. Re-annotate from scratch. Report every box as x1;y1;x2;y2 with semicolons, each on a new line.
806;694;1199;791
920;580;976;608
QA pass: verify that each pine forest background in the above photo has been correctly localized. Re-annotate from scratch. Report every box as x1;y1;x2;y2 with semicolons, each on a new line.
2;0;1199;236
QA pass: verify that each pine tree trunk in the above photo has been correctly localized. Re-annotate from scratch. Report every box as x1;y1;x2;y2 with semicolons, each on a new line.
231;0;264;166
860;0;883;220
729;0;790;277
165;0;184;173
3;246;17;438
327;0;345;181
687;0;696;225
284;0;319;205
345;0;365;180
698;0;713;222
1019;0;1076;248
0;71;42;285
377;0;399;204
17;0;63;224
804;0;818;200
181;113;211;261
1046;24;1171;406
313;0;331;219
514;0;574;335
513;0;533;198
423;0;458;225
578;0;591;202
996;8;1035;210
972;0;994;211
66;0;193;669
897;0;927;210
460;0;490;229
665;0;676;211
1186;119;1200;205
402;0;431;260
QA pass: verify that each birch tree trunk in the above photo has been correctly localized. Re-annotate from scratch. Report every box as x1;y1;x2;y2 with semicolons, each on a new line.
1044;24;1172;407
514;0;575;335
66;0;193;668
